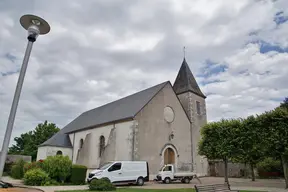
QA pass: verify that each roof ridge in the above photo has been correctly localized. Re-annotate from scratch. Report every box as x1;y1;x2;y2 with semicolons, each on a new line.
82;81;169;115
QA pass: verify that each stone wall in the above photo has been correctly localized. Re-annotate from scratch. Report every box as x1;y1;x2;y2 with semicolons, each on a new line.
2;153;32;163
208;160;251;178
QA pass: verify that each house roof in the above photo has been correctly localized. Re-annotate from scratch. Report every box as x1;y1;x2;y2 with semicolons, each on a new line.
173;58;206;98
39;81;168;147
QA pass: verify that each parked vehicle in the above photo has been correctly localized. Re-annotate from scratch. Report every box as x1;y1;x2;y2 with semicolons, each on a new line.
87;161;149;186
155;164;196;184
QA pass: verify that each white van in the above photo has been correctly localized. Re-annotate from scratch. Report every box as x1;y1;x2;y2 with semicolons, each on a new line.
87;161;149;186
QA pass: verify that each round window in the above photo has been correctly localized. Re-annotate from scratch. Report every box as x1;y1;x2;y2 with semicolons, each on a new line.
164;106;175;123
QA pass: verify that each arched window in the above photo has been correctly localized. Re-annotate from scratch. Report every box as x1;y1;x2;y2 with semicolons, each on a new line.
99;135;105;157
56;150;63;155
79;139;84;149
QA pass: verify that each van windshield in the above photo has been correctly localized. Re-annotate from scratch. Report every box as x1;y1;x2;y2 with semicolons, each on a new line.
99;162;113;170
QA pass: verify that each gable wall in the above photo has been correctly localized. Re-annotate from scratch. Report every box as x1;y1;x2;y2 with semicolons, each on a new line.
134;83;192;175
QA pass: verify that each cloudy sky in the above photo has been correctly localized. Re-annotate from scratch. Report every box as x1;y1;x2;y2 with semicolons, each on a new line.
1;0;288;147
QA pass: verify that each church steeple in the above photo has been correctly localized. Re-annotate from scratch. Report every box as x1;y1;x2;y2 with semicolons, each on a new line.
173;58;206;98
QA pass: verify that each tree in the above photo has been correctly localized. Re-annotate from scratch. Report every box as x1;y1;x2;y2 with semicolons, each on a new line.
233;115;265;181
9;121;60;160
199;119;241;184
280;97;288;109
259;107;288;188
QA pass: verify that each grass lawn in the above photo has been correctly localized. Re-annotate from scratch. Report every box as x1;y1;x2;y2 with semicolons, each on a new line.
57;189;265;192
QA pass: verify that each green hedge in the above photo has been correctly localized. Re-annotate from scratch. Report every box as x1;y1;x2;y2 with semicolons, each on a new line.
42;155;72;183
10;159;25;179
24;168;49;186
4;161;14;175
70;164;87;185
89;178;115;191
257;157;284;178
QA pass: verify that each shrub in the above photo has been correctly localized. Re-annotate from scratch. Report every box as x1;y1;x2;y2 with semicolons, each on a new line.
257;157;284;178
10;159;25;179
42;179;60;186
24;160;45;173
70;164;87;185
4;161;14;175
42;155;72;182
23;168;49;186
11;165;22;179
89;178;116;191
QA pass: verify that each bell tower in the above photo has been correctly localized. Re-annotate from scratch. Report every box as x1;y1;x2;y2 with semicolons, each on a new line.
173;58;208;176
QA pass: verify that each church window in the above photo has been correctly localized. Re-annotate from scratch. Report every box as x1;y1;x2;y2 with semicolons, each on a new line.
99;135;105;157
196;101;201;115
79;139;84;149
108;163;122;172
56;150;63;155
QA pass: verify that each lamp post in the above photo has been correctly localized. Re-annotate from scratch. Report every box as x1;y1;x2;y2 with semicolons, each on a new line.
0;14;50;178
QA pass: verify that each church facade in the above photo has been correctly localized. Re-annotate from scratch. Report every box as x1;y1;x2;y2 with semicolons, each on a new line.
37;58;209;178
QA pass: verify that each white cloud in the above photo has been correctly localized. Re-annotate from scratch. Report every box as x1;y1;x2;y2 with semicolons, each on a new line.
0;0;288;148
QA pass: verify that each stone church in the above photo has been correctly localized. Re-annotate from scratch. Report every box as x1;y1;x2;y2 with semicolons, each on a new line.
37;58;209;178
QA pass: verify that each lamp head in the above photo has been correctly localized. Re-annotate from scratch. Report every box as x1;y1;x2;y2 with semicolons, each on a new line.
20;14;50;42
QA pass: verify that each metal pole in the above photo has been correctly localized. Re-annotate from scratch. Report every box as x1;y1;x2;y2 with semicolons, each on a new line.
0;40;34;178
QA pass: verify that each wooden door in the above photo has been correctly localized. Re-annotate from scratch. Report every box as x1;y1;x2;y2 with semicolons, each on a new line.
164;148;175;165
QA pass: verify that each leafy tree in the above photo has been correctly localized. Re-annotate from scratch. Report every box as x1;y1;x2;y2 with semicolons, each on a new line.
9;121;60;160
259;107;288;188
199;119;241;184
280;97;288;109
233;115;265;181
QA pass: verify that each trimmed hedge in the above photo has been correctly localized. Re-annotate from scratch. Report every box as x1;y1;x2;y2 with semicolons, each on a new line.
70;164;87;185
257;157;284;178
24;168;49;186
89;178;115;191
10;159;25;179
4;161;14;175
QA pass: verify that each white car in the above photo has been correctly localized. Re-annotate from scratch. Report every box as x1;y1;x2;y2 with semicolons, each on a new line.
87;161;149;186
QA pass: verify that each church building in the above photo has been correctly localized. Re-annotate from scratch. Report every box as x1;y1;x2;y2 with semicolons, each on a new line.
37;58;209;178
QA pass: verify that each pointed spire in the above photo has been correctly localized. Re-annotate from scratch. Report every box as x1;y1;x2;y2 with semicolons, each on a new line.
173;58;206;98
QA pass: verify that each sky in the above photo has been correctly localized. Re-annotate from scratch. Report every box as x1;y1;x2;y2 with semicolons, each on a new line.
0;0;288;148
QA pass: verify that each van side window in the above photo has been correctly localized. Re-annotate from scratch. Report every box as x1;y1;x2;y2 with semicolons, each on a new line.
108;163;122;172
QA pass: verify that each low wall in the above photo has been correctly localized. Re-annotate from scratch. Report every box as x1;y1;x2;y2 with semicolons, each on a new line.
1;153;32;163
208;160;252;178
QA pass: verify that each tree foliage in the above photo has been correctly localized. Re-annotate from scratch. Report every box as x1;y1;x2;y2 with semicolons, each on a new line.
199;118;241;184
9;121;60;160
198;97;288;187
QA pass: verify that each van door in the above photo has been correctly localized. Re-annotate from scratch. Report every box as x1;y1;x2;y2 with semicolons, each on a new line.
107;162;122;183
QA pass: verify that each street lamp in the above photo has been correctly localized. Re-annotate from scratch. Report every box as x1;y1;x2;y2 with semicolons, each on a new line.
0;14;50;179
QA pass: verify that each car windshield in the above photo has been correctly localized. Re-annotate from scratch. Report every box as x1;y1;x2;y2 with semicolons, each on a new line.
99;162;113;170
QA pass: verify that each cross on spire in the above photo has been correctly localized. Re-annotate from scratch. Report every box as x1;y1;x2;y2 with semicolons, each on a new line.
183;46;186;58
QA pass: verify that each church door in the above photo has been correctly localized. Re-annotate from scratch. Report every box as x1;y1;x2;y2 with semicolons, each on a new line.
164;147;175;165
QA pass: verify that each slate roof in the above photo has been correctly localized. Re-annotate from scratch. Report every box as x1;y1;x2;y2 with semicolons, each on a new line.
39;81;168;148
173;58;206;98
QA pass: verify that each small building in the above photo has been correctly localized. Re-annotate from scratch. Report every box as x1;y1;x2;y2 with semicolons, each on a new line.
37;58;209;179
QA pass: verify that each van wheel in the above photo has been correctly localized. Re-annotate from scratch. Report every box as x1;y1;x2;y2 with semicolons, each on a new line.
164;177;171;184
183;177;190;184
136;177;144;186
